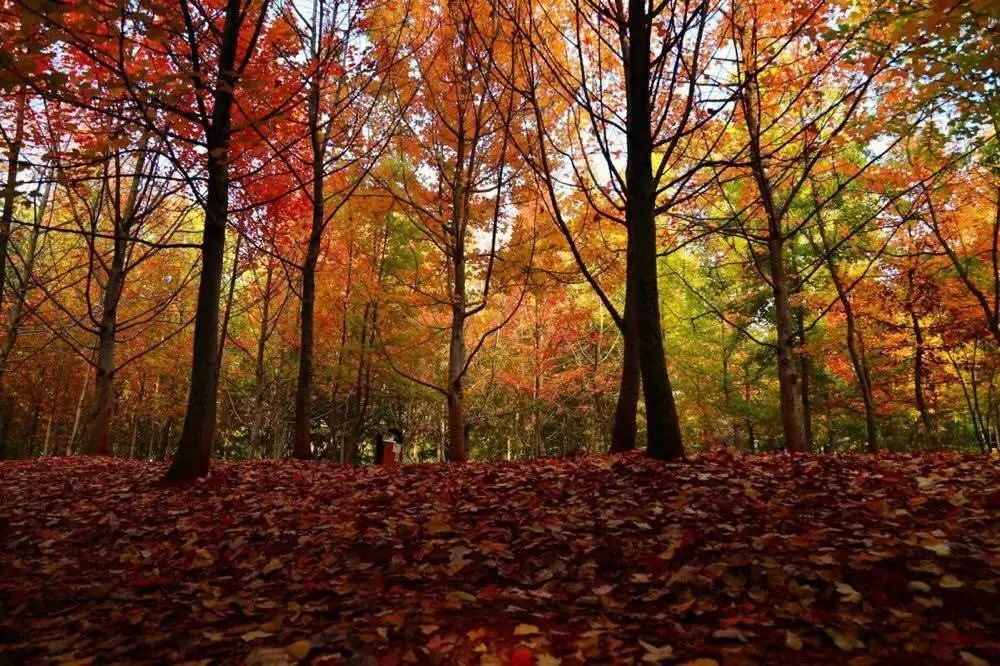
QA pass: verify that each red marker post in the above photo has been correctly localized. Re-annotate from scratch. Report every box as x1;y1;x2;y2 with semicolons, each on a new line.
380;433;401;467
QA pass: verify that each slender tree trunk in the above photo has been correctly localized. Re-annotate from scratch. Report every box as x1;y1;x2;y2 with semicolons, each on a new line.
767;235;807;452
0;172;46;458
216;231;242;376
625;0;684;460
797;309;814;449
68;362;91;456
166;0;243;481
830;264;877;452
446;306;467;462
532;294;544;457
909;299;933;446
87;252;125;456
293;70;327;461
0;85;26;315
249;265;273;454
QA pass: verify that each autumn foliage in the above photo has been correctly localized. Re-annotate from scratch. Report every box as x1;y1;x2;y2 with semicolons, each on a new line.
0;0;999;658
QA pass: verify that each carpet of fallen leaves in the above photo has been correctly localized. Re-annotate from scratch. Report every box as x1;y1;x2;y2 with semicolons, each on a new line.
1;452;998;665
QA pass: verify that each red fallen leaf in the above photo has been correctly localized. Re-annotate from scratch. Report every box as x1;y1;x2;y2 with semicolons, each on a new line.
478;583;499;600
2;454;996;664
510;647;533;665
128;577;170;588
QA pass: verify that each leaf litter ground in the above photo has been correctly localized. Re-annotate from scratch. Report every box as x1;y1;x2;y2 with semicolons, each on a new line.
1;452;997;664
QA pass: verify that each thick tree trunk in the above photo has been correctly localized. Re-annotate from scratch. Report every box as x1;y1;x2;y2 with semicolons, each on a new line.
166;0;243;481
610;277;640;453
625;0;684;461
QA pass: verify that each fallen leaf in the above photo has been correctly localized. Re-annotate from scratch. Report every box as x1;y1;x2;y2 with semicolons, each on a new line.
513;624;540;636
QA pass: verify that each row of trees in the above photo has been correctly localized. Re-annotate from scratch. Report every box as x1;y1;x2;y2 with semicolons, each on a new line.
0;0;996;477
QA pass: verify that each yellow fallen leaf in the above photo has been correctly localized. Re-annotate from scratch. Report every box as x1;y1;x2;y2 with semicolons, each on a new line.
959;651;989;666
825;627;864;651
241;630;275;642
285;640;311;659
939;574;963;589
785;631;803;650
922;540;951;556
513;624;540;636
639;640;674;661
426;513;451;535
908;581;931;593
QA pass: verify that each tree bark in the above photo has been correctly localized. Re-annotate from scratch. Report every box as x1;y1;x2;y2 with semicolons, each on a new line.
0;85;26;315
797;309;814;450
166;0;243;481
293;66;327;461
908;281;934;446
767;235;807;452
87;223;127;456
610;281;639;453
625;0;684;461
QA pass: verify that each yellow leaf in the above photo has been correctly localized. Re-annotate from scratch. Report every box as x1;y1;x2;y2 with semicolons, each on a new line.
241;630;275;642
639;640;674;662
922;540;951;556
939;574;963;589
285;640;311;659
959;651;989;666
825;627;864;651
513;624;540;636
785;631;803;650
426;513;451;535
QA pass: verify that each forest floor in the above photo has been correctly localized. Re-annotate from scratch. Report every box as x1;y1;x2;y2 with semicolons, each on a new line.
1;453;998;665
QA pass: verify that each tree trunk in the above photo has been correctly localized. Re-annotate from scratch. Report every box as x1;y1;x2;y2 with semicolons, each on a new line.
166;0;243;481
446;307;467;462
0;85;26;315
828;259;877;451
768;235;807;452
797;309;814;450
625;0;684;461
87;247;125;456
610;277;640;453
910;301;933;446
293;69;327;461
68;361;91;456
249;265;273;454
0;169;45;459
216;231;242;376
